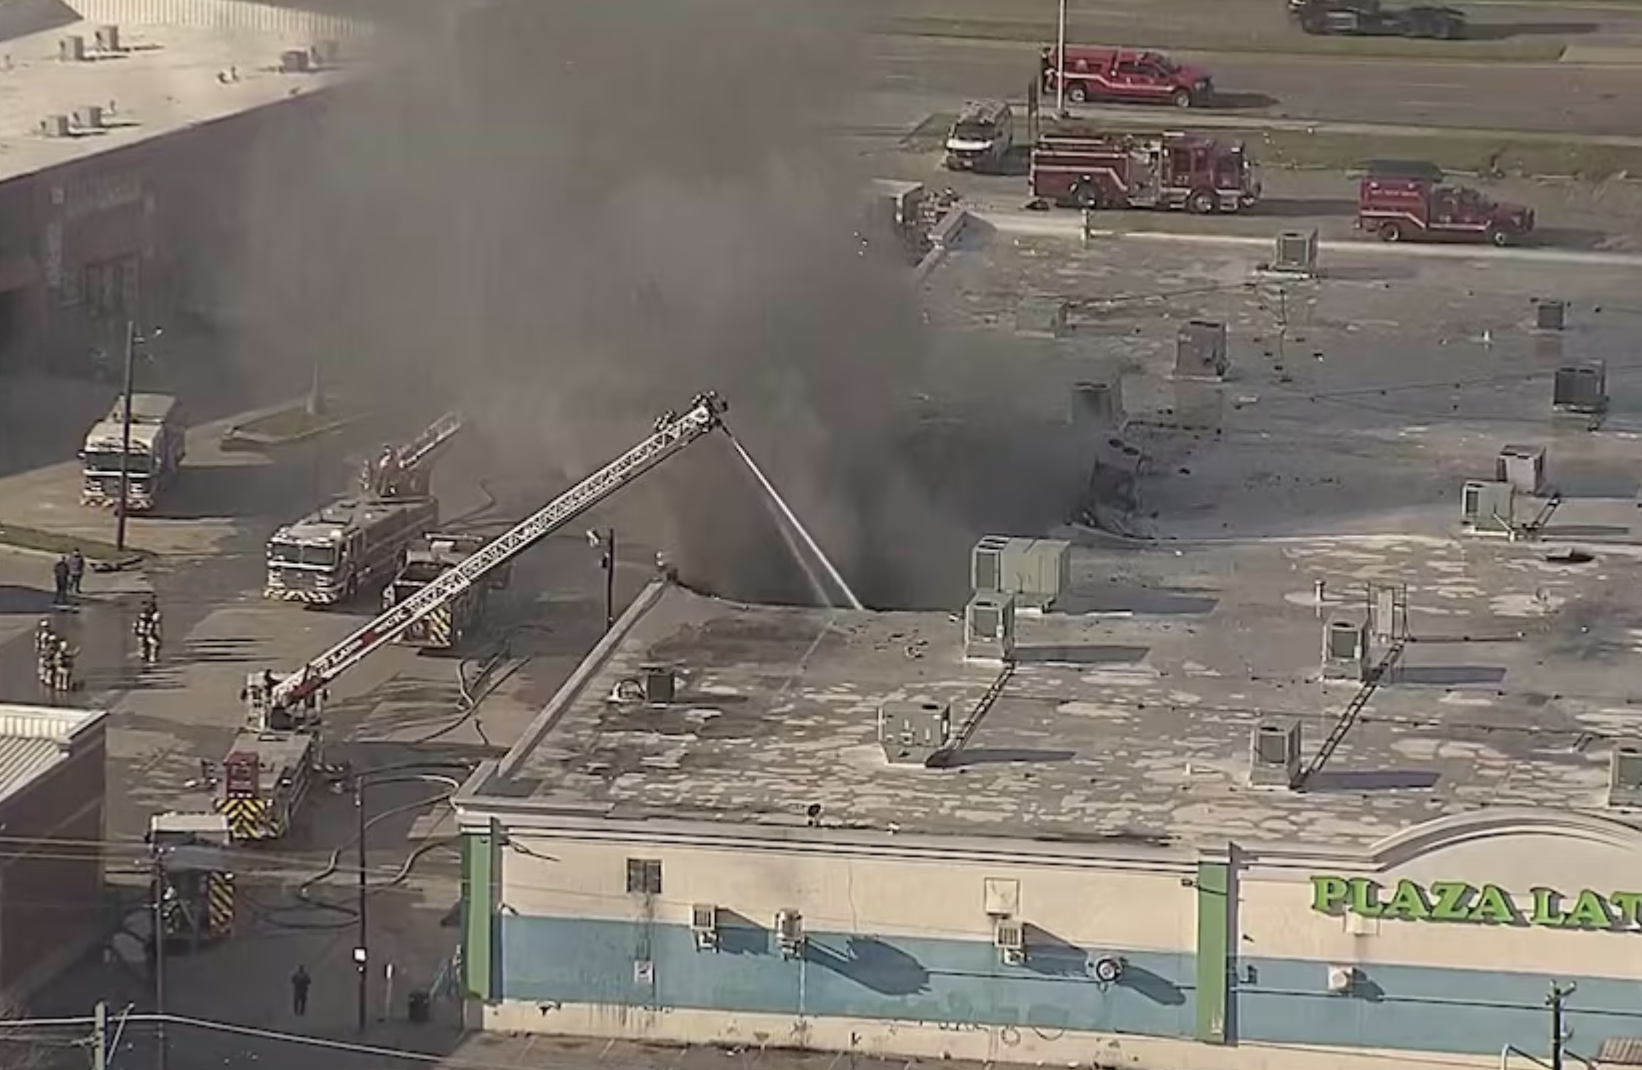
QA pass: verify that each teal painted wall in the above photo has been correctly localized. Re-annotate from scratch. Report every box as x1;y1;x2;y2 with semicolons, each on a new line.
500;915;1194;1036
500;914;1642;1056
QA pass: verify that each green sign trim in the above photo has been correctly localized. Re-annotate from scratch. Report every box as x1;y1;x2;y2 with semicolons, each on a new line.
1310;875;1642;931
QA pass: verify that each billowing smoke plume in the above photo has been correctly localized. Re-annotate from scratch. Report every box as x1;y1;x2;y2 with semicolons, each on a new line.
215;0;1083;609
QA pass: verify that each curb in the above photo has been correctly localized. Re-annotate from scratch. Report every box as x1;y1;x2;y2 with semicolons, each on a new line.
219;408;369;451
971;210;1642;266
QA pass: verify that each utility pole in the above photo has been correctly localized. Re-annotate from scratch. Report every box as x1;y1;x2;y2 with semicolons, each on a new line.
114;320;137;552
1054;0;1068;117
587;529;616;631
92;1000;107;1070
354;780;368;1034
152;849;168;1070
1548;981;1577;1070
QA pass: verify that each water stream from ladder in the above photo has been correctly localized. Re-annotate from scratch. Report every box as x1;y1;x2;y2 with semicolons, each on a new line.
727;433;866;612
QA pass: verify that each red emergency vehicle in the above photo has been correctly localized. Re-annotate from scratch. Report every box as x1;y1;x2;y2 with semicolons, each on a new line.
1040;46;1214;108
1356;160;1534;246
1030;132;1260;213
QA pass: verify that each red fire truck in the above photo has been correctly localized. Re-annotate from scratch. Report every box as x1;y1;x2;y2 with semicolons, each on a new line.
1039;46;1214;108
1030;132;1260;213
1356;160;1534;246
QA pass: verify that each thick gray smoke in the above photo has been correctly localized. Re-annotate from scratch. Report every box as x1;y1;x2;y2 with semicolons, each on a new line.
217;0;1082;609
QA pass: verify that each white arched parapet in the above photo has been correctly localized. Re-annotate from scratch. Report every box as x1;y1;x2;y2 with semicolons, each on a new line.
1365;806;1642;872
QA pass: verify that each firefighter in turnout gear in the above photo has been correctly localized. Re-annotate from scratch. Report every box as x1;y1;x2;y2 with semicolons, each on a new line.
50;637;77;693
34;620;55;685
135;598;163;663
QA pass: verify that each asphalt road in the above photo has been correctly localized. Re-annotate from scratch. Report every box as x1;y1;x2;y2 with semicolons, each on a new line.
865;34;1642;137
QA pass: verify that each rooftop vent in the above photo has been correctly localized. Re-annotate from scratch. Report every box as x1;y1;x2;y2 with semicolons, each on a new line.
39;114;71;138
94;24;121;53
1001;539;1070;609
1271;229;1319;276
640;665;676;705
1552;361;1607;416
1609;743;1642;808
313;39;342;65
72;105;104;131
1249;721;1302;788
965;592;1016;664
279;48;313;74
877;699;952;765
1496;445;1547;496
58;35;85;62
1535;299;1566;332
1175;320;1229;381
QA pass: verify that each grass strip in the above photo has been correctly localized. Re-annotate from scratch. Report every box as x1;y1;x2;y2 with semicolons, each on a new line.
873;15;1568;62
222;400;370;448
0;523;143;565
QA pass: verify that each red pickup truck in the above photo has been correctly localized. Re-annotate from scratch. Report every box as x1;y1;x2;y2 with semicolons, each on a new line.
1040;46;1214;108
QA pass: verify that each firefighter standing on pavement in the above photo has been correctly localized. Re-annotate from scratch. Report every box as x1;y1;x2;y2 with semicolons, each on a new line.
68;549;85;595
34;620;55;685
50;636;77;693
134;597;163;663
52;556;71;605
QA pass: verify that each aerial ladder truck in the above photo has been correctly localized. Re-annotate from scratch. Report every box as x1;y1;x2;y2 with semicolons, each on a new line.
361;410;465;500
213;392;728;842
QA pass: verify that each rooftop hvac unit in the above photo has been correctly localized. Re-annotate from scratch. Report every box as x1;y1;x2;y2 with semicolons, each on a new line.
73;105;104;130
313;39;342;65
971;535;1008;593
964;592;1016;663
774;909;804;956
877;699;953;766
279;48;313;73
1175;320;1229;381
1249;721;1302;788
40;114;71;138
690;904;719;950
59;35;85;62
94;24;121;52
994;919;1026;965
1070;378;1125;431
1460;480;1515;533
1272;229;1319;276
1496;444;1546;496
1321;616;1370;682
1015;297;1069;338
999;537;1036;597
640;664;676;705
1535;299;1566;331
1608;743;1642;808
1552;361;1607;415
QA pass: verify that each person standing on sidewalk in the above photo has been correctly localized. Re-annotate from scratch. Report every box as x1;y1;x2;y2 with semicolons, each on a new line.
51;556;70;606
68;549;85;595
291;965;311;1017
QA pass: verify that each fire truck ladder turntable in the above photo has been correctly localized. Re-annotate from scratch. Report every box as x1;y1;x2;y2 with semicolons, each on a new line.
362;411;466;498
268;391;729;716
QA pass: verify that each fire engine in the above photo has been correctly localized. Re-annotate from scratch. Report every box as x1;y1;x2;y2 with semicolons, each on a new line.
1040;46;1213;109
80;393;187;512
264;412;463;606
211;392;729;843
1030;132;1260;213
383;532;512;651
148;812;236;945
1356;159;1534;246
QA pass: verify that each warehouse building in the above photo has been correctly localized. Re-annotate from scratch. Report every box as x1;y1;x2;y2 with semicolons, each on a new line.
0;0;370;369
0;704;108;996
454;521;1642;1070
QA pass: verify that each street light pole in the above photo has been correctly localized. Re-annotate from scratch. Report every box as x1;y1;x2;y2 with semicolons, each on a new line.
114;320;137;552
355;780;369;1034
1548;981;1576;1070
1055;0;1068;116
602;529;616;632
151;849;168;1070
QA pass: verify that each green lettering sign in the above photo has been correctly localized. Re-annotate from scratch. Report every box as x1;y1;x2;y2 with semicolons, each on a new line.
1309;875;1642;931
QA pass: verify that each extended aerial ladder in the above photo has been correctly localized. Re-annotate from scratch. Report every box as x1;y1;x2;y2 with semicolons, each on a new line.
360;411;465;499
248;392;729;723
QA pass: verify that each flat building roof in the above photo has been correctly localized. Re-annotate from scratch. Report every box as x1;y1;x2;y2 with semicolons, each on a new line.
0;0;372;187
